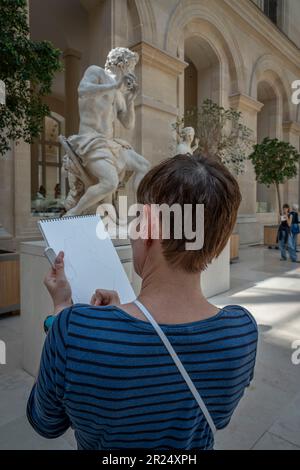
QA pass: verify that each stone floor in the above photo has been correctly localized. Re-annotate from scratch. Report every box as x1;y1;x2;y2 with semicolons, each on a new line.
0;245;299;450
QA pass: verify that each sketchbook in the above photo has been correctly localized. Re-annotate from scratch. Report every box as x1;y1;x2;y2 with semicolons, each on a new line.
38;215;136;304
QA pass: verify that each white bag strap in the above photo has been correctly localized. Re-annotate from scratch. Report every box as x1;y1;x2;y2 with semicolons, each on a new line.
133;299;217;435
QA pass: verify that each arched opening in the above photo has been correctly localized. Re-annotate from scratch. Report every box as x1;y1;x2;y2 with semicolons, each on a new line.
256;81;278;213
184;60;198;112
29;0;90;215
184;35;221;114
167;8;242;98
31;112;66;215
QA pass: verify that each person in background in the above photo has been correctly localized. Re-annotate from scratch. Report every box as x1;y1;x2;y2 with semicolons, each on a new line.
289;203;299;253
277;204;297;262
32;185;47;212
36;185;46;199
54;183;61;199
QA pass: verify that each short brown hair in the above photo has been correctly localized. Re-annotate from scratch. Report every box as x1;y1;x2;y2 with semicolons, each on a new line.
137;153;241;273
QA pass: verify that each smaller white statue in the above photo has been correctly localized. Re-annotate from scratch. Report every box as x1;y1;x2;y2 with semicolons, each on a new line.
176;127;199;155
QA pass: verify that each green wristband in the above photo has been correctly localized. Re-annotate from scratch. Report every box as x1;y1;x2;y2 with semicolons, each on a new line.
44;315;55;334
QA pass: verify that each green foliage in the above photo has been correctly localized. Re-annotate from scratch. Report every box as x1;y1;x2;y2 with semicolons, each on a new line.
248;137;300;186
172;99;254;175
0;0;62;156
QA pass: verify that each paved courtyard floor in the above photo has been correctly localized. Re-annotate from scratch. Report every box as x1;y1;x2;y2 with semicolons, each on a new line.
0;245;299;450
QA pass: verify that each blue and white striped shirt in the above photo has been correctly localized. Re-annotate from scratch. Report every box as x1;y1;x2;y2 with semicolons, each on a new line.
27;303;258;450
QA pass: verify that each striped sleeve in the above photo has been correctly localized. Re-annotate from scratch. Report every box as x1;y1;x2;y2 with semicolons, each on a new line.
26;307;71;438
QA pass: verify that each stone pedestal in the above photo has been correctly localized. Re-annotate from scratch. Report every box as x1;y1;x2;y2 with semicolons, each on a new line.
20;240;230;376
236;214;261;246
202;242;230;298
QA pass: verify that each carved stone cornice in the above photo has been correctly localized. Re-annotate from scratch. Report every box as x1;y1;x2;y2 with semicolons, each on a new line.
282;121;300;136
135;94;178;116
229;93;264;113
131;41;188;77
63;49;82;60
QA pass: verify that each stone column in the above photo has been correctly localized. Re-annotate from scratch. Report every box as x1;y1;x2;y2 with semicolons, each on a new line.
0;140;41;252
229;93;264;244
282;121;300;207
63;49;81;137
14;141;40;245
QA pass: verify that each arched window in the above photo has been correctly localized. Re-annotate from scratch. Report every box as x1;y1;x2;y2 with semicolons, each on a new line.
184;60;198;113
261;0;285;30
264;0;279;24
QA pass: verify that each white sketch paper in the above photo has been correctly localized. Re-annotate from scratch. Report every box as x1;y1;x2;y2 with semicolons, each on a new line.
39;215;136;304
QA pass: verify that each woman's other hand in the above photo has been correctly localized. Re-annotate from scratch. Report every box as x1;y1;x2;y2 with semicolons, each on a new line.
90;289;120;307
44;251;73;314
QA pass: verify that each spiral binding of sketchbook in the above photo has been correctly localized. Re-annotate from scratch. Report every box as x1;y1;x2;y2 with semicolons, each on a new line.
39;214;98;223
38;214;135;304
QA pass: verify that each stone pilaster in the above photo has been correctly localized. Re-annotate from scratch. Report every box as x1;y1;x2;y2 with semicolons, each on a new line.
131;41;188;166
282;121;300;207
229;93;264;244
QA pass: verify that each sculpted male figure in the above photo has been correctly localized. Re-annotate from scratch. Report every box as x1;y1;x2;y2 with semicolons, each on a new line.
63;47;150;216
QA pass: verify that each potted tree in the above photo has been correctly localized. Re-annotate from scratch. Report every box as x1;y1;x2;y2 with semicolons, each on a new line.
172;99;254;260
248;137;300;247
